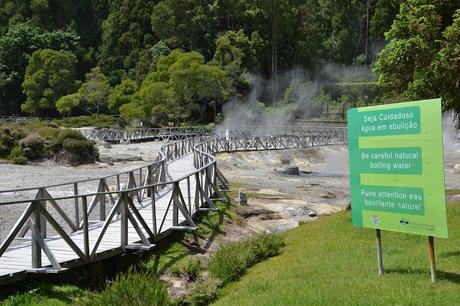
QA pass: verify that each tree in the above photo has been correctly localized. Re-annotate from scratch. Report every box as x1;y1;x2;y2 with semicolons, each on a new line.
0;23;79;114
373;0;459;109
56;93;81;116
151;0;216;59
168;50;227;122
120;81;176;125
21;49;79;115
98;0;155;84
77;67;111;116
108;79;138;112
432;9;460;113
370;0;404;42
212;30;256;96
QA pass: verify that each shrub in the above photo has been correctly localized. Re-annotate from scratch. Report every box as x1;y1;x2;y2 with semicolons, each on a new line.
36;126;60;141
56;129;86;144
170;257;203;280
209;240;254;284
79;270;172;306
9;146;28;165
0;132;15;151
10;128;28;140
250;233;285;262
53;129;98;159
19;134;44;160
186;276;221;306
62;138;93;155
209;233;285;284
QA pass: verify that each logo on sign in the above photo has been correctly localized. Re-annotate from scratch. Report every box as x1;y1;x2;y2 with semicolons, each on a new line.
371;216;380;225
400;218;410;225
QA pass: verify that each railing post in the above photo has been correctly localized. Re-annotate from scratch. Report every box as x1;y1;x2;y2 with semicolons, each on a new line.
195;173;201;211
31;200;42;269
151;185;157;235
82;196;90;260
172;183;179;226
161;161;166;182
100;179;106;221
187;176;192;215
120;192;128;246
147;165;153;196
74;182;80;227
39;188;47;238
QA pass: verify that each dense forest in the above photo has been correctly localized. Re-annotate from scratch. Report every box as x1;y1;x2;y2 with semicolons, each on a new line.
0;0;458;125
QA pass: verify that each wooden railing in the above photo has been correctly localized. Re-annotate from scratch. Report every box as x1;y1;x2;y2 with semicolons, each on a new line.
82;126;212;143
0;127;346;275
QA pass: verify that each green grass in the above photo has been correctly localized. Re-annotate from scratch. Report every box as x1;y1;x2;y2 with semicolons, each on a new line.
1;284;85;306
214;202;460;306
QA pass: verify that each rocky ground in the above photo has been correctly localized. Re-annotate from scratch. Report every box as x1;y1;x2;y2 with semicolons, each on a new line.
216;145;351;233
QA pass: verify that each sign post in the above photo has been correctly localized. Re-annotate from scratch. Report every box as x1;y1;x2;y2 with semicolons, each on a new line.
347;98;448;282
376;229;383;275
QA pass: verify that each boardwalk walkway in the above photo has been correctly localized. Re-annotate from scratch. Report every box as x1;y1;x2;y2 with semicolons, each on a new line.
0;153;199;282
0;128;348;285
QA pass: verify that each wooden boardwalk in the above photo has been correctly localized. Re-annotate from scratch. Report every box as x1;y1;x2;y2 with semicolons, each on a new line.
0;153;203;283
0;129;347;285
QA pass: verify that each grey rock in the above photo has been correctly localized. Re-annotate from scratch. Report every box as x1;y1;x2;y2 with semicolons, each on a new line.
283;166;299;175
99;155;114;165
237;190;247;205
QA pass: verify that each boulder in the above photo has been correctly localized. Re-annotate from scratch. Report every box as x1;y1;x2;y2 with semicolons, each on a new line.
283;166;299;175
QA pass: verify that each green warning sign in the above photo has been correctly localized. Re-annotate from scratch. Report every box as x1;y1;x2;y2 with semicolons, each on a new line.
348;99;448;238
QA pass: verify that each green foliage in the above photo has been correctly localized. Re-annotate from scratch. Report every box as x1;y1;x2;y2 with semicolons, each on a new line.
21;49;79;115
432;9;460;113
80;270;172;306
56;93;81;116
77;67;111;115
369;0;403;41
62;138;96;158
0;22;79;114
120;49;227;125
108;79;138;112
98;0;155;84
209;233;285;285
51;128;97;160
186;276;222;306
1;283;85;306
9;146;28;165
170;256;203;280
374;1;460;111
151;0;215;59
53;114;119;128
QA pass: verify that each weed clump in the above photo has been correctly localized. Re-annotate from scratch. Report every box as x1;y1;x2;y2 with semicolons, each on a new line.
186;276;221;306
170;256;203;280
209;233;285;284
80;270;172;306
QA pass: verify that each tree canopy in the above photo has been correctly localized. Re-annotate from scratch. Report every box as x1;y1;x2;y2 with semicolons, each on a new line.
374;0;460;112
0;0;458;120
21;49;79;116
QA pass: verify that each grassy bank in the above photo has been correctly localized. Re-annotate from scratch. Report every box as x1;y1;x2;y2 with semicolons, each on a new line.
214;202;460;306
